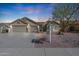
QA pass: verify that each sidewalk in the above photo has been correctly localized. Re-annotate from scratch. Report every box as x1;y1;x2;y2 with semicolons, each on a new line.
0;48;79;56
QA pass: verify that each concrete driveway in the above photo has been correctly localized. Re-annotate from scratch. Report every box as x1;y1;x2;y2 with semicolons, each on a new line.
0;33;79;56
0;32;39;48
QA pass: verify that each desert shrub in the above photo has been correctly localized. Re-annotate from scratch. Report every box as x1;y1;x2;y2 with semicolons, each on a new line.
69;26;74;32
73;28;79;33
31;39;43;44
57;31;63;35
68;25;79;33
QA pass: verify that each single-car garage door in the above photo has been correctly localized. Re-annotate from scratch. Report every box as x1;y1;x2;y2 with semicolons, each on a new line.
12;25;27;32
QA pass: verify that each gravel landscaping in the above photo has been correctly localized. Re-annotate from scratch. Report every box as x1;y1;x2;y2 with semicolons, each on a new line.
35;33;79;48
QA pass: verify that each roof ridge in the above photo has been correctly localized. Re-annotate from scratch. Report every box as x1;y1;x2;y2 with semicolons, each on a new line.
21;17;37;24
11;17;38;25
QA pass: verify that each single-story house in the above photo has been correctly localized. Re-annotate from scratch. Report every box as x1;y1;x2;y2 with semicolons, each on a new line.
1;17;79;33
9;17;39;32
44;20;61;32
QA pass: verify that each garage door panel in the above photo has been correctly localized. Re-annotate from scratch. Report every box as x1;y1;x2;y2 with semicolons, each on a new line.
12;25;27;32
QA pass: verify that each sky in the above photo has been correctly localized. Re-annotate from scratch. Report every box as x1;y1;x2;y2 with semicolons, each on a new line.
0;3;54;23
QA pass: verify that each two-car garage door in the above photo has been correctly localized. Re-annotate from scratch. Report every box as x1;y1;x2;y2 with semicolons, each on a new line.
12;25;27;32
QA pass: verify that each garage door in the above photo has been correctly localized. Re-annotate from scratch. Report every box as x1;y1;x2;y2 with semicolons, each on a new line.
12;25;27;32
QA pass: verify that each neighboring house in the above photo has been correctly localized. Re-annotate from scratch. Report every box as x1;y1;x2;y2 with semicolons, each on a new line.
9;17;39;32
36;20;61;32
0;23;10;33
45;20;61;32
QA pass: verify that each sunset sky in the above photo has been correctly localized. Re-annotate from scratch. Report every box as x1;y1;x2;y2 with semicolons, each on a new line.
0;3;54;23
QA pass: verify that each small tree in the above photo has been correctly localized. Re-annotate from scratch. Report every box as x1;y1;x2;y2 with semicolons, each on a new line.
52;3;79;33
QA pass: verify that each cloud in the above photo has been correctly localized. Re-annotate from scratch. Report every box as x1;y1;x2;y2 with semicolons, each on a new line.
24;7;41;14
14;5;42;14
